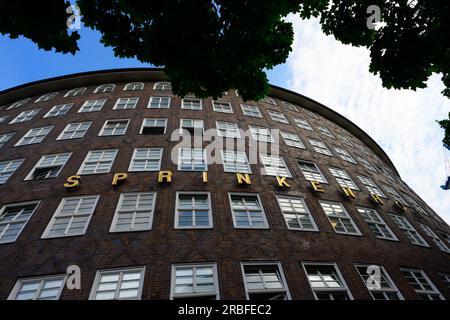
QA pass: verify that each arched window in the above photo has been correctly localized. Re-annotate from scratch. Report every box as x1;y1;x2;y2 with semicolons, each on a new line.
153;82;171;90
64;87;87;97
94;84;115;93
124;82;144;91
35;92;58;103
261;96;276;105
7;98;31;110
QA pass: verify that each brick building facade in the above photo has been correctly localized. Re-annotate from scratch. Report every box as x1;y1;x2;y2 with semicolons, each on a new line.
0;69;448;300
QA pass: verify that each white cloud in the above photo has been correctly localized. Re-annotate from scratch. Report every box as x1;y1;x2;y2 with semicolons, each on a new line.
285;16;450;224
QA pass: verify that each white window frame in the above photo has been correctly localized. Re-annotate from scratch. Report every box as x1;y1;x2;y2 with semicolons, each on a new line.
177;148;208;172
401;268;444;300
140;118;168;135
228;193;269;229
268;110;289;124
42;195;100;239
261;96;276;105
110;192;157;232
294;118;313;131
241;262;291;300
180;118;204;135
64;87;86;97
148;96;171;109
153;82;171;90
44;104;73;118
216;121;241;138
418;223;450;253
9;109;40;124
128;148;163;172
296;160;328;183
77;149;118;175
181;98;202;110
241;104;262;118
302;262;353;300
15;126;53;146
8;274;67;300
7;98;30;110
354;264;403;300
329;167;359;190
170;263;220;300
309;139;333;156
276;195;318;231
113;97;139;110
0;133;15;148
99;119;130;136
260;154;292;178
0;158;24;184
249;125;274;143
78;99;106;113
356;207;398;241
357;175;386;198
94;84;115;93
124;82;144;91
89;267;146;300
334;147;356;164
0;200;40;244
319;201;362;236
35;92;58;103
25;153;72;181
281;131;305;149
213;101;233;114
57;122;91;140
221;150;252;173
317;126;334;138
358;157;376;172
175;192;213;229
389;214;429;247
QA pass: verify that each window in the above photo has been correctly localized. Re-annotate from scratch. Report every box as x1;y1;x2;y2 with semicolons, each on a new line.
221;150;251;173
338;134;353;147
261;96;276;105
111;192;156;232
309;139;332;156
213;101;233;113
268;110;289;124
276;195;318;231
0;133;14;148
379;166;396;181
216;121;240;138
0;115;10;123
148;96;170;109
94;84;115;93
260;154;292;177
249;126;274;143
0;159;24;184
171;264;219;299
389;214;429;247
242;263;290;300
44;104;73;117
175;192;212;229
99;119;130;136
329;167;359;190
282;101;299;112
229;193;268;229
180;119;204;135
357;176;386;198
140;118;167;134
7;98;30;109
281;131;304;149
9;109;40;123
35;92;58;103
124;82;144;91
383;185;408;206
42;195;100;238
306;111;319;119
153;82;171;90
402;193;428;216
355;264;402;300
25;153;71;180
319;201;361;235
78;149;117;175
57;122;91;140
296;160;327;183
241;104;262;118
357;207;397;240
89;267;145;300
334;147;356;164
129;148;163;172
303;263;352;300
439;274;450;288
0;201;39;244
15;126;53;146
64;87;86;97
182;98;202;110
358;157;376;172
401;269;443;300
178;148;207;171
418;223;450;253
78;99;106;113
113;97;139;110
8;275;66;300
317;126;334;138
293;118;313;131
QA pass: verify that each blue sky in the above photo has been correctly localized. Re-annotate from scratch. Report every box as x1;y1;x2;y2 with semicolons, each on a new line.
0;19;448;224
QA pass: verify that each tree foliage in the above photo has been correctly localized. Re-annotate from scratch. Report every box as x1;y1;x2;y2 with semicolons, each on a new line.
0;0;449;141
438;113;450;147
